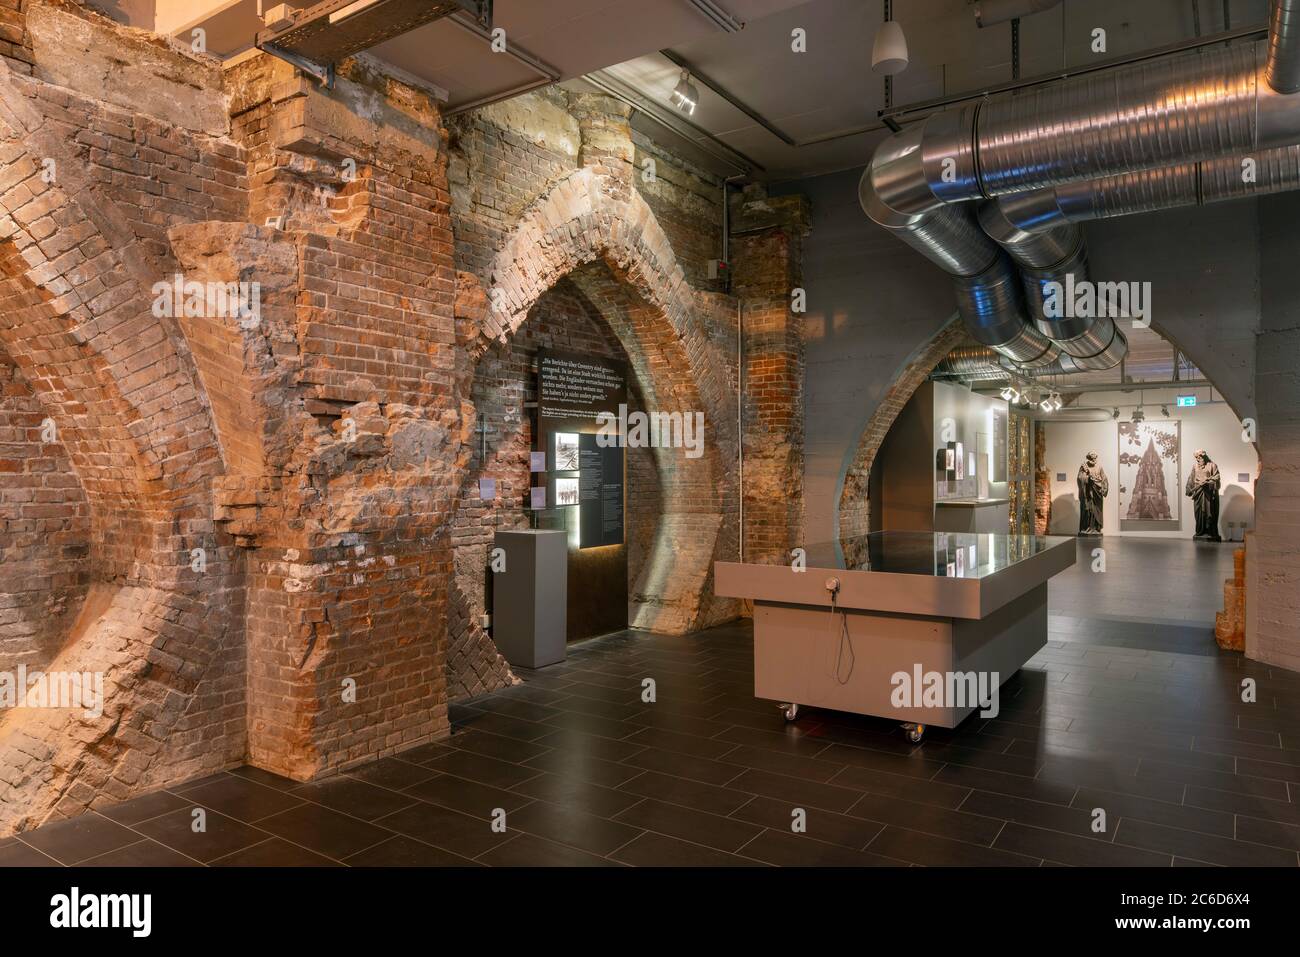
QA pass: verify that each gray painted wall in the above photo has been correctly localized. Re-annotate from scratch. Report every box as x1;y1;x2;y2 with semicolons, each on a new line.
779;167;1265;547
772;168;954;546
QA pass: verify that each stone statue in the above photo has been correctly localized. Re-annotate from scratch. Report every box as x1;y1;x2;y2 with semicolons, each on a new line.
1077;451;1108;536
1186;448;1222;541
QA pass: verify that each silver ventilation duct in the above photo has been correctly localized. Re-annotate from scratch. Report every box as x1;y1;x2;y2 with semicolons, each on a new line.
871;39;1300;216
981;144;1300;234
865;20;1300;377
1269;0;1300;93
933;346;1014;380
860;137;1060;368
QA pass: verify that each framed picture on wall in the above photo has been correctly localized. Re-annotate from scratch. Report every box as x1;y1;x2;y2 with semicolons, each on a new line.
1118;419;1181;531
555;477;579;506
554;433;580;472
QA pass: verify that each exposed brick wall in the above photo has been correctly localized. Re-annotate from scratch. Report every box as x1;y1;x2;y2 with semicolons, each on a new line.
0;4;246;834
0;349;90;670
212;52;460;778
0;2;804;833
1034;421;1051;534
0;0;31;75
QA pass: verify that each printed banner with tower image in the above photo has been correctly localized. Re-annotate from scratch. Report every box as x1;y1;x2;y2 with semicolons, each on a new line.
1118;419;1181;531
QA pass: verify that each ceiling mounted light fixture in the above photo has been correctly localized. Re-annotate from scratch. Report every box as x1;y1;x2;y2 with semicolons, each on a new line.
871;2;908;75
671;70;700;115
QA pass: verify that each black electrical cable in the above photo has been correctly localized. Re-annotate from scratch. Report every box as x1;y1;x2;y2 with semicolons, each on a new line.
830;591;856;685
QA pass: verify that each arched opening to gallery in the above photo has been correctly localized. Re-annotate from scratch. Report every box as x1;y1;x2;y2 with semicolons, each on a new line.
862;321;1255;654
448;251;735;699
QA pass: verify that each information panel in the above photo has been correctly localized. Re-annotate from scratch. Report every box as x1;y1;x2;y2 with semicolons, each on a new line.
535;349;627;549
579;434;625;548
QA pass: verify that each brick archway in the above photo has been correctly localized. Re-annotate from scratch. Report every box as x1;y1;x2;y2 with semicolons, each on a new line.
0;76;244;836
837;315;966;541
459;167;738;659
834;313;1257;546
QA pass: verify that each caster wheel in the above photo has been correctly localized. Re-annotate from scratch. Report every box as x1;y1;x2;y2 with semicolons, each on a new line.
782;703;799;722
906;724;925;744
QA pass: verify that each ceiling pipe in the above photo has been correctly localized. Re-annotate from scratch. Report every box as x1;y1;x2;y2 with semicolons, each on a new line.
973;0;1062;29
874;40;1300;215
980;144;1300;235
865;20;1300;378
1268;0;1300;91
859;135;1060;369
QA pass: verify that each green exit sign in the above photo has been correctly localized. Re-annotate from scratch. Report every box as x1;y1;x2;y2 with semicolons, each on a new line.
1176;395;1197;407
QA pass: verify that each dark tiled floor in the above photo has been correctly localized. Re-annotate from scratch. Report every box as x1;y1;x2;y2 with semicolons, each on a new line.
6;538;1297;867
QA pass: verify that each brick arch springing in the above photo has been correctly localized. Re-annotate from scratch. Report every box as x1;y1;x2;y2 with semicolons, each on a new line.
837;315;967;541
0;94;245;837
469;166;739;638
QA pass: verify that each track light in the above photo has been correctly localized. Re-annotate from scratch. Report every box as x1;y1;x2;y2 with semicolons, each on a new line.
1111;408;1120;419
871;20;909;75
1161;405;1170;416
1131;406;1145;423
1000;386;1014;401
671;70;699;115
1040;397;1053;412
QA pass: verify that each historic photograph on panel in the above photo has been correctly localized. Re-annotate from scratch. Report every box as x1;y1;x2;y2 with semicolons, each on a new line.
1118;419;1181;531
555;478;580;506
554;433;580;471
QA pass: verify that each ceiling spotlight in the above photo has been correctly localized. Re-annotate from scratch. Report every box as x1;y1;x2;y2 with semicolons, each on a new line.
671;70;699;115
1161;405;1170;417
1000;386;1014;401
1131;406;1146;423
871;19;909;75
1052;394;1064;411
1111;408;1120;419
1040;397;1053;412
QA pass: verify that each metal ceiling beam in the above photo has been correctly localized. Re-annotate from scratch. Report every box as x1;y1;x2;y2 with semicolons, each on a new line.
256;0;492;86
683;0;745;33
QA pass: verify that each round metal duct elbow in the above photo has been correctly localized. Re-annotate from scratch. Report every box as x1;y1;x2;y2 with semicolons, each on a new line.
862;108;981;216
953;256;1059;367
1268;0;1300;93
859;165;998;277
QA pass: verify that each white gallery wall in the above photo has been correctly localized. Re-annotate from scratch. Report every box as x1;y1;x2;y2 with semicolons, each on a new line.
1041;386;1258;540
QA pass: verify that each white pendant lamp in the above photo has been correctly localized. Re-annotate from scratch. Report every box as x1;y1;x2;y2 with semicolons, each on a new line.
871;19;909;75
